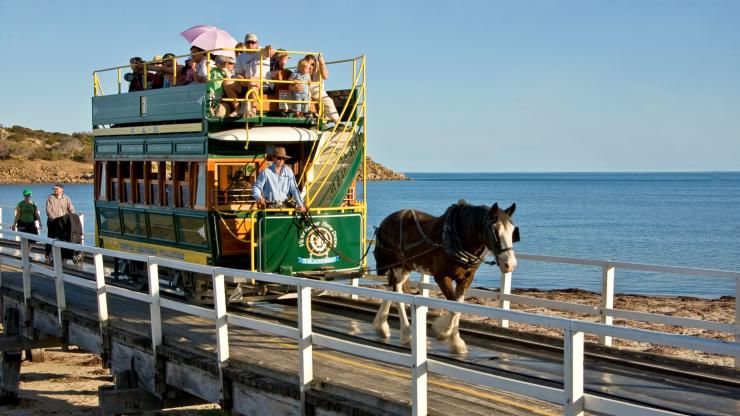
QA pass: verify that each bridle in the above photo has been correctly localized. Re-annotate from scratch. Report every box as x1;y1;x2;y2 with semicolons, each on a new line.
483;216;520;258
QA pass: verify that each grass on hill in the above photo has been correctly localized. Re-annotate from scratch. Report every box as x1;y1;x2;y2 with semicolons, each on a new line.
0;125;93;163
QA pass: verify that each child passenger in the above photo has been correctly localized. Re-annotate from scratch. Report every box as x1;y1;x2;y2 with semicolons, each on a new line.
289;59;312;117
208;55;236;116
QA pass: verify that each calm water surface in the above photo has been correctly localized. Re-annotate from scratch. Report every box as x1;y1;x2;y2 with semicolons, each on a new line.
2;172;738;297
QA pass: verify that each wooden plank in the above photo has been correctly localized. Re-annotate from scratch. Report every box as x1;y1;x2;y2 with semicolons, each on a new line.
0;335;62;352
0;308;21;404
98;385;208;415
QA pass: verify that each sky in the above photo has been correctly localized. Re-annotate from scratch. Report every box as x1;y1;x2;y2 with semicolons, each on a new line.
1;0;739;172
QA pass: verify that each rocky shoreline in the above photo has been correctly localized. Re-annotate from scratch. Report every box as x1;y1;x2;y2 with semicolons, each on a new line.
0;157;407;184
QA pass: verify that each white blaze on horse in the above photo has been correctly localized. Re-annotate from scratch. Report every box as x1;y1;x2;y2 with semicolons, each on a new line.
372;200;519;354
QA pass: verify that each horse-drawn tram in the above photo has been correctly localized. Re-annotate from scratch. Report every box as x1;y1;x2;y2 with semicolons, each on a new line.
91;46;367;302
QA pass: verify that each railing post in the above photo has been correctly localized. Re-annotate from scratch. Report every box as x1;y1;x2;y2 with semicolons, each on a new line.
411;300;428;416
0;206;3;240
350;277;359;300
212;271;231;408
21;238;31;306
735;278;740;369
420;274;430;297
93;252;109;333
53;245;66;326
499;271;512;328
297;281;313;416
564;324;585;416
600;264;615;346
79;213;85;246
147;260;162;354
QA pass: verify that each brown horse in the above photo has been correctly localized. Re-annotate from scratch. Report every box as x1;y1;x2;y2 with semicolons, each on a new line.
372;200;519;354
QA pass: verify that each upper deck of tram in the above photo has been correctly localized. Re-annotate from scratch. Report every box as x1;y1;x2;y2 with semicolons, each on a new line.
91;45;366;134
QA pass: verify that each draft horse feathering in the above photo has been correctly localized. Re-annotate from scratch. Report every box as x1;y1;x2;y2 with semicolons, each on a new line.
372;200;519;354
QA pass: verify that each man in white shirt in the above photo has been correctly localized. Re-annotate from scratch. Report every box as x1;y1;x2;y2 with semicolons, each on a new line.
224;33;274;116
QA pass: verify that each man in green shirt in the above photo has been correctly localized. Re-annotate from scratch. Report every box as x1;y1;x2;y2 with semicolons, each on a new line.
12;188;41;236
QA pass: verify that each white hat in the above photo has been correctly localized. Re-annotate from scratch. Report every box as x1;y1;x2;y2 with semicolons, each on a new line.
244;33;258;43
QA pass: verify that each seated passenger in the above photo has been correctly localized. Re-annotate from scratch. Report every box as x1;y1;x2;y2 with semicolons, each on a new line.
289;59;312;118
208;55;236;116
266;50;293;113
234;42;246;58
190;46;214;84
303;53;340;123
151;52;182;87
126;56;163;91
223;33;274;117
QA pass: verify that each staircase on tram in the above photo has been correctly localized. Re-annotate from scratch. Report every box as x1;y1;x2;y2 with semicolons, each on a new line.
304;120;364;207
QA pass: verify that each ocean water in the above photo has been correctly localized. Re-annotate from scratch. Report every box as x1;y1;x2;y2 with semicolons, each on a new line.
1;172;738;297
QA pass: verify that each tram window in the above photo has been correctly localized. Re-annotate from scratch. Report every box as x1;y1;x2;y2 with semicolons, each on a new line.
98;207;121;234
132;161;144;204
97;162;107;200
195;163;206;208
177;216;208;247
121;210;147;237
148;212;176;242
218;163;257;204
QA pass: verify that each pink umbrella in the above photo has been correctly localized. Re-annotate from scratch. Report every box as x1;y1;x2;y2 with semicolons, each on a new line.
180;25;237;58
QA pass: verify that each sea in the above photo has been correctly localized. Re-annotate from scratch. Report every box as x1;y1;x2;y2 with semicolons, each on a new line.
1;172;738;298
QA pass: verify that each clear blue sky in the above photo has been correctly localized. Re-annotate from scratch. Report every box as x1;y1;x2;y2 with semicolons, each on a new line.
1;0;739;172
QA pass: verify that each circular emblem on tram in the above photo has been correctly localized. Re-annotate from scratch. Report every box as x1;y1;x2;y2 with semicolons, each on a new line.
305;225;336;257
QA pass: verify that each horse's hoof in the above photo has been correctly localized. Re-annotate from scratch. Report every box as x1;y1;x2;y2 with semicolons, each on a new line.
400;329;412;345
450;337;468;355
374;322;390;339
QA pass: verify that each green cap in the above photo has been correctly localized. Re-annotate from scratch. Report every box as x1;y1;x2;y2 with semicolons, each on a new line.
22;188;32;197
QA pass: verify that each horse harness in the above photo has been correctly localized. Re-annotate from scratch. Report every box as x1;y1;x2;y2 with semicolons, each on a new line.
379;204;511;270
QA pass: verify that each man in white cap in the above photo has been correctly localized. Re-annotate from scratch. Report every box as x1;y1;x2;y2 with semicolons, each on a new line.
224;33;275;116
252;147;306;212
45;184;75;261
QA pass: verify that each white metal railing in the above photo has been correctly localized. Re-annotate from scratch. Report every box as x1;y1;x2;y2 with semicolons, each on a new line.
362;252;740;364
0;231;738;416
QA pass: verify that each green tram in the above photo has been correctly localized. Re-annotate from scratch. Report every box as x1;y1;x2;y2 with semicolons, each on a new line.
91;48;367;301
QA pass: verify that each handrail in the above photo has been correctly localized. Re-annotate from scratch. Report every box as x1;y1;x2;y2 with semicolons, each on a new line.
1;229;737;416
91;47;333;115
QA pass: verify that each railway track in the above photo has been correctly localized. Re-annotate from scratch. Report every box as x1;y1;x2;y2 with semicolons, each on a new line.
2;239;739;414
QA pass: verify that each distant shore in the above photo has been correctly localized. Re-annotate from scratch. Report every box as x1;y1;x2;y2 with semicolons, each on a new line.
0;157;408;185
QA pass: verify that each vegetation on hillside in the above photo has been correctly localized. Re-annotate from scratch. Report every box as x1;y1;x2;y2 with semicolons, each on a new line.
0;125;93;163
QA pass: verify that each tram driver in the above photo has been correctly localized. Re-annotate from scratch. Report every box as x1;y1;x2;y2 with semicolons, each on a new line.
252;147;306;212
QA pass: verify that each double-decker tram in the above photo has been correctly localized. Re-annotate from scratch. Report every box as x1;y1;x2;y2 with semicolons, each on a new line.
91;46;367;302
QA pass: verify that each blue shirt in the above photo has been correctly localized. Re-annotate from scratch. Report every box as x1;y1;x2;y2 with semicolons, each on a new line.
252;164;304;207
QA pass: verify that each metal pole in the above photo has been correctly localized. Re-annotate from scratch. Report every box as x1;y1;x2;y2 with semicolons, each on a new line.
53;245;66;326
499;271;512;328
297;282;313;415
21;238;31;306
411;301;428;416
564;324;585;416
600;265;615;346
148;260;162;354
93;253;109;332
213;271;230;407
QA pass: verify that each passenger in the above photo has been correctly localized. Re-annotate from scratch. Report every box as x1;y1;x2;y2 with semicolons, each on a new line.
267;50;293;113
153;52;181;87
11;188;41;237
126;56;163;91
190;46;214;84
208;55;236;116
126;57;147;91
252;147;306;213
289;59;312;117
234;42;246;57
45;184;75;262
179;57;196;85
224;33;274;116
302;54;340;123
